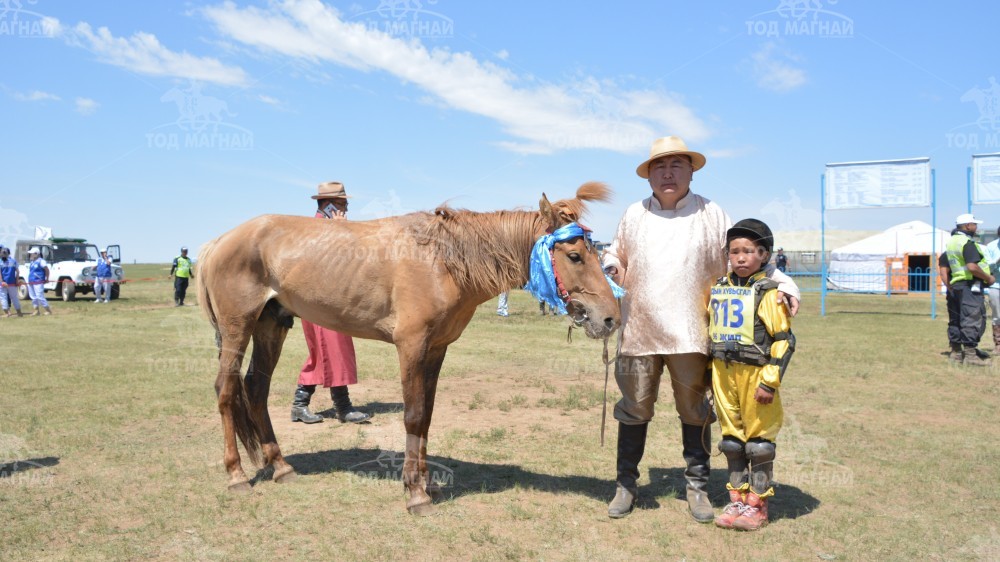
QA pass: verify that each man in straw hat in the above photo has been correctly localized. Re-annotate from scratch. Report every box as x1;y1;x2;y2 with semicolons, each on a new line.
940;213;994;366
289;181;372;424
601;136;800;522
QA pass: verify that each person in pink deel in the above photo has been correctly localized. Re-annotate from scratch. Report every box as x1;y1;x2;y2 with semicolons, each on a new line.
290;181;372;424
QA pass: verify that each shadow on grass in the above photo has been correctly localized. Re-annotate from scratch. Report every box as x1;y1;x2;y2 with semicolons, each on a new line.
315;401;403;420
0;456;60;476
648;466;820;522
281;448;818;521
285;447;610;501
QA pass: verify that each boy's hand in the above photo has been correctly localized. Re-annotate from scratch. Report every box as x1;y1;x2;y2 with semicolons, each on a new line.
777;291;799;316
754;385;775;404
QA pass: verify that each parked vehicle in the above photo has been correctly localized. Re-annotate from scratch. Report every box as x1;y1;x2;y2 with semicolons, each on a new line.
15;238;125;301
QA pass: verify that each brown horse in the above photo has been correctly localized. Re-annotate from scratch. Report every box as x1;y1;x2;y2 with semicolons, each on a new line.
198;182;620;515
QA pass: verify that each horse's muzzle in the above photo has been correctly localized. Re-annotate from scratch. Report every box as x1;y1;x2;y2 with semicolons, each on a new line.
568;299;620;339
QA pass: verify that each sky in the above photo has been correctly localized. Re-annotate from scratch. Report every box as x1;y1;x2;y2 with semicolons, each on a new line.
0;0;997;262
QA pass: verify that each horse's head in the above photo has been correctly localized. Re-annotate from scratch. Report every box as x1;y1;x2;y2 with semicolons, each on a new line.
538;182;621;339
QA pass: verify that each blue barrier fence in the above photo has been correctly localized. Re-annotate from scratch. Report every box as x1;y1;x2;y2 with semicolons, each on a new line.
789;266;943;318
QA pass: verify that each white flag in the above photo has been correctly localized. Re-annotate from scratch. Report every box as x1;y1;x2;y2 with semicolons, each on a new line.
34;225;52;240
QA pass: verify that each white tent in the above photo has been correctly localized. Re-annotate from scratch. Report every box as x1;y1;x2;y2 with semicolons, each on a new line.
828;220;950;292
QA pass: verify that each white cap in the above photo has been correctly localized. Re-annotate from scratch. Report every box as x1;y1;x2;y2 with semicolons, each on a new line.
956;213;984;225
102;247;110;254
28;247;40;254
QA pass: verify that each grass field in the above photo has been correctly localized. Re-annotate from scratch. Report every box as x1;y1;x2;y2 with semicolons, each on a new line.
1;264;998;560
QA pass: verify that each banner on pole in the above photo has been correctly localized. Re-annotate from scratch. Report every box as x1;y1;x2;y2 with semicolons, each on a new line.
972;153;1000;204
824;158;931;210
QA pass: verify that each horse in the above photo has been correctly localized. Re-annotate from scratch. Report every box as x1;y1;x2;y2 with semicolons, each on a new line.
198;182;621;515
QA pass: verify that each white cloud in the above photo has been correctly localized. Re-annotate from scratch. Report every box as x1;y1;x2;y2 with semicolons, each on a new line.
751;43;806;93
202;0;710;154
60;21;248;86
257;94;284;107
13;90;61;102
75;97;99;115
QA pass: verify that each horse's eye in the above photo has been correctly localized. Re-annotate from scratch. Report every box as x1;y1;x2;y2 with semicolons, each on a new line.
568;252;582;263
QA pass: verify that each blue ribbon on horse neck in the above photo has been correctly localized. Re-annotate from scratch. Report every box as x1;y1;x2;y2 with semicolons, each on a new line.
524;222;625;315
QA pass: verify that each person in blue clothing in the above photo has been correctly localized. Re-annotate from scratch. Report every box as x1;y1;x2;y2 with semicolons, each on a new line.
0;245;22;317
26;247;52;316
93;248;114;303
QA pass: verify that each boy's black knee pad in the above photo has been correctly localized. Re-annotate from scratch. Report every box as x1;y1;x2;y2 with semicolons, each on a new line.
745;439;775;463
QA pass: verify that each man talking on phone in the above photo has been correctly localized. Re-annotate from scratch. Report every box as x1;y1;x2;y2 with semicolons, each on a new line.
288;181;371;424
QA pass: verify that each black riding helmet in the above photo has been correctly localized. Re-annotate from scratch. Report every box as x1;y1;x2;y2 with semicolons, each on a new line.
726;218;774;254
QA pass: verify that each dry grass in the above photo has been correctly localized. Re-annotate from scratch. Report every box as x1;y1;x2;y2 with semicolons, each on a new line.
1;267;997;560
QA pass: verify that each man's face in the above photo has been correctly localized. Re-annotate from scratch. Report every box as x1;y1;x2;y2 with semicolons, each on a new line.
961;222;979;235
647;155;693;207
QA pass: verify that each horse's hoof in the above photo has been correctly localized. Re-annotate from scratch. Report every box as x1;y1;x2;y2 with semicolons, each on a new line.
407;502;436;516
274;467;297;484
228;481;252;494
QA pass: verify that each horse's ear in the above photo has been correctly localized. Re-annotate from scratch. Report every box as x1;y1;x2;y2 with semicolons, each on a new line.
539;193;559;228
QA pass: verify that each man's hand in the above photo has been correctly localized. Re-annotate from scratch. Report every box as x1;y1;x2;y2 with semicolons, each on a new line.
777;291;799;317
603;265;622;286
754;386;775;404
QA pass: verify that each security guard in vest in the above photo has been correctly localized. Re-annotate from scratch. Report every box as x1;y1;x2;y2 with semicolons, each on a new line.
170;247;195;307
941;213;994;366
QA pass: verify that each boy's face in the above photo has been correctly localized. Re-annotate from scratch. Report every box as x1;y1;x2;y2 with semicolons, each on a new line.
728;237;768;278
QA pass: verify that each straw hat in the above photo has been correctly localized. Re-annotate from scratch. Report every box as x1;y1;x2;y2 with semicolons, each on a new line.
636;136;706;178
312;181;352;200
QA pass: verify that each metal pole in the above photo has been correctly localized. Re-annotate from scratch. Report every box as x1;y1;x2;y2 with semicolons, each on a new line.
967;165;973;213
932;168;937;319
821;173;827;317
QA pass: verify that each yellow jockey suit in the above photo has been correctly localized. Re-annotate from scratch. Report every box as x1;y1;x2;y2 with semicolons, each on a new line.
709;270;793;443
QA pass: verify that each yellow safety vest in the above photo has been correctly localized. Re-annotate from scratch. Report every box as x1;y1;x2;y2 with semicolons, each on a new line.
946;232;990;284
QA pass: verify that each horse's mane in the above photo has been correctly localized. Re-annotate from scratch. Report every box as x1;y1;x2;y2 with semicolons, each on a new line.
415;209;540;296
415;182;611;296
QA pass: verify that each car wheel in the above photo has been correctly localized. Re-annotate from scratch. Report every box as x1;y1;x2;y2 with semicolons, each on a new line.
17;279;28;301
110;283;120;300
61;280;76;302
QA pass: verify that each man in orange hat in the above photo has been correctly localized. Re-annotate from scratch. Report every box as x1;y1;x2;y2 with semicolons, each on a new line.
290;181;372;424
602;136;800;523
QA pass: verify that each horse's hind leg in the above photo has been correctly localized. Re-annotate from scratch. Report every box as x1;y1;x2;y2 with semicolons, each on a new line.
215;325;255;493
246;305;295;483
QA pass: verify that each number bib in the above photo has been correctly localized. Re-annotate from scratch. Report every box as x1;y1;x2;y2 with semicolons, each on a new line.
709;284;755;345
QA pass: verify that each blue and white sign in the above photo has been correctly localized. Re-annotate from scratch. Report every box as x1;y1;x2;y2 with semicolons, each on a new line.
825;158;931;210
972;153;1000;204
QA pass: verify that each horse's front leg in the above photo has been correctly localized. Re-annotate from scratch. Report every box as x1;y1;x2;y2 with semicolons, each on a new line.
398;343;447;515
